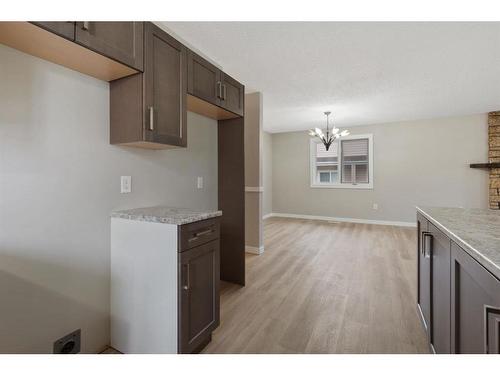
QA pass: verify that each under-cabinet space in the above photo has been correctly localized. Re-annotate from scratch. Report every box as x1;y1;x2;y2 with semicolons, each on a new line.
0;22;138;81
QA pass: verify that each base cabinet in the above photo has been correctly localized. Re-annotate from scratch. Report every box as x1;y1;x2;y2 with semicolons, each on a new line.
417;215;451;353
451;242;500;353
178;218;220;354
417;211;500;354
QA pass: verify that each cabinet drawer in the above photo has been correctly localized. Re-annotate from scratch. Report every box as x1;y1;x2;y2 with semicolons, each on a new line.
179;218;220;252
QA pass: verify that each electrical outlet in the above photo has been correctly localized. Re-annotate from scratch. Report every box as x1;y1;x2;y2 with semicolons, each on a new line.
372;203;378;210
121;176;131;193
197;177;203;189
53;329;81;354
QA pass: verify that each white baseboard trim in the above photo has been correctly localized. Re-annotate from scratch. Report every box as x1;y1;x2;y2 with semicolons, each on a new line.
262;213;273;220
266;212;416;228
245;245;264;255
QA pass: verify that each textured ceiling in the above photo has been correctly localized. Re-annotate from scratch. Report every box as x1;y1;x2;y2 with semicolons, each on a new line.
161;22;500;133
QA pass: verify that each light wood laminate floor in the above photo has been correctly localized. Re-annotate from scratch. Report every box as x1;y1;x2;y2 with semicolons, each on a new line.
203;217;429;354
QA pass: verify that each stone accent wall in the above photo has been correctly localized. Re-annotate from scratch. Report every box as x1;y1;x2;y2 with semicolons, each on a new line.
489;111;500;209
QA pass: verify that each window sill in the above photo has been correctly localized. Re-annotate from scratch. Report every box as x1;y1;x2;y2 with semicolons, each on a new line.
310;183;373;190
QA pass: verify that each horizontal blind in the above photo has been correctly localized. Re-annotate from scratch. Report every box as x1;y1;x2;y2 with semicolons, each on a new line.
316;142;338;157
341;138;368;157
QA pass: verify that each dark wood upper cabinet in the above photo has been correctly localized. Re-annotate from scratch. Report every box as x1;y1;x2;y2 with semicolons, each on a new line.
186;50;244;120
110;22;187;149
179;239;220;354
451;242;500;354
75;22;144;71
31;22;75;41
187;51;221;106
220;72;245;116
144;22;187;147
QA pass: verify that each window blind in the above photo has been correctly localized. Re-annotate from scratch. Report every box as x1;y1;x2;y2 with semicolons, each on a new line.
341;138;368;157
316;142;338;157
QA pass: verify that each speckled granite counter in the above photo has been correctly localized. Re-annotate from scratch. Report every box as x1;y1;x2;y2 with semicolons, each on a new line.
111;206;222;225
417;206;500;279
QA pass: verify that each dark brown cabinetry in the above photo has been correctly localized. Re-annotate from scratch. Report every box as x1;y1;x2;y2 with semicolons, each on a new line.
220;72;245;116
188;51;220;106
110;23;187;148
178;218;220;354
417;216;451;353
31;22;75;40
451;242;500;353
417;212;500;354
187;51;245;118
428;223;451;354
75;22;144;71
417;213;431;334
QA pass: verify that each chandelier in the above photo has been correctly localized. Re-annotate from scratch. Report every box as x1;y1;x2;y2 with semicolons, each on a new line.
309;111;349;151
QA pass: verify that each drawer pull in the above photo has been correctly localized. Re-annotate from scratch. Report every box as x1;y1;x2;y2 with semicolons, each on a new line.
187;228;213;242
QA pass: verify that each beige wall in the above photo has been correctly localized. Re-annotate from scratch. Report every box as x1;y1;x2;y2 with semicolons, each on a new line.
271;114;489;224
0;45;218;353
263;131;273;217
244;92;263;252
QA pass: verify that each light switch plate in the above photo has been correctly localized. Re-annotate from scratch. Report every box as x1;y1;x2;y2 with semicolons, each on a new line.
121;176;131;193
197;177;203;189
372;203;378;210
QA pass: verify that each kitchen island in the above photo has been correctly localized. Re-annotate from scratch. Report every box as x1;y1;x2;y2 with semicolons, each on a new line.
110;206;221;354
416;206;500;354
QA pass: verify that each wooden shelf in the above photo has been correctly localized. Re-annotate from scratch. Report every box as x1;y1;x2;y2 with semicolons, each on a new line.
0;22;138;82
469;163;500;169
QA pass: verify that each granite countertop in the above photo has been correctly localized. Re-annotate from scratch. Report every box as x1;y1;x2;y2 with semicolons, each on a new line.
417;206;500;279
111;206;222;225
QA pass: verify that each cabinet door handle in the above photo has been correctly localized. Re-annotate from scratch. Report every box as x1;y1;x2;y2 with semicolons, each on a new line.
216;81;222;99
148;106;154;131
183;264;190;290
187;228;213;242
223;84;227;100
82;21;90;31
422;232;432;258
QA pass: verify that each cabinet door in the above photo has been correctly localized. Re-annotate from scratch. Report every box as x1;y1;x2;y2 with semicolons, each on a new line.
32;22;75;40
187;51;221;106
417;213;431;335
220;72;244;116
428;223;451;354
75;22;143;71
144;23;187;147
179;240;220;354
451;242;500;353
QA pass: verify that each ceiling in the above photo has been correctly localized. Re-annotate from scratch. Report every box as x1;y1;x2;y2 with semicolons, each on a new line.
161;22;500;133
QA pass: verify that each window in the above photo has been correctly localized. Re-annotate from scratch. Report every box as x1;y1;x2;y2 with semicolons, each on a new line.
310;134;373;189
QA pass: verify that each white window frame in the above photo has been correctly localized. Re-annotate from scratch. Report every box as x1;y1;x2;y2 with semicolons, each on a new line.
310;133;374;189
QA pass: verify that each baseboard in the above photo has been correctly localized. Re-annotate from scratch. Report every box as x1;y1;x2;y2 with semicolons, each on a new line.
267;212;416;228
262;213;273;220
245;245;264;255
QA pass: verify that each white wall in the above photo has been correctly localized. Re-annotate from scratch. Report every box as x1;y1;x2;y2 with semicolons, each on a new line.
262;131;273;217
0;45;218;353
271;114;489;224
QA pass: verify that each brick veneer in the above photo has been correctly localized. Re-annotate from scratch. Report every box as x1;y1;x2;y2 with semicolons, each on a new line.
489;111;500;209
